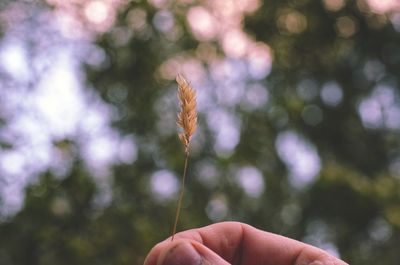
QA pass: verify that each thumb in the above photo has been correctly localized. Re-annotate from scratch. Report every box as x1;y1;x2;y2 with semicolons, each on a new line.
146;239;230;265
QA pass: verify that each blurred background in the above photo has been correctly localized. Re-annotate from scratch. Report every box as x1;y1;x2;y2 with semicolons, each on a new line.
0;0;400;264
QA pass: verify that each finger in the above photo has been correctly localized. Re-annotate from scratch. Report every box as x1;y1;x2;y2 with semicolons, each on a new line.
144;222;348;265
149;238;230;265
143;221;243;265
239;222;349;265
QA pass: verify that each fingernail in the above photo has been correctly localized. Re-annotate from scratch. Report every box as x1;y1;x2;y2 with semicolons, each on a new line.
158;242;203;265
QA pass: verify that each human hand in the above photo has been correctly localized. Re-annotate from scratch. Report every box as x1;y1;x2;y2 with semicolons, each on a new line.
144;222;348;265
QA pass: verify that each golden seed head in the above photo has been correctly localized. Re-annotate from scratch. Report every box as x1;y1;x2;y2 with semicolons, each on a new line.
176;74;197;153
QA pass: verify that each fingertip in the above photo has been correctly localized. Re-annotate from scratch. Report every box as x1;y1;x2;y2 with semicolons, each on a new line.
143;244;161;265
144;239;173;265
294;245;349;265
144;239;230;265
158;240;202;265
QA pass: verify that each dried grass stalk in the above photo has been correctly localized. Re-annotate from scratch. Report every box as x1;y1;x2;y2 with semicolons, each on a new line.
171;74;197;241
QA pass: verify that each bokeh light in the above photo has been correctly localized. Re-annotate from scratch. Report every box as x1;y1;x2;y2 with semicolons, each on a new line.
276;131;321;188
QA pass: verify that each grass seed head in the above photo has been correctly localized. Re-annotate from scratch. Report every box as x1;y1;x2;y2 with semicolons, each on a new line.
176;74;197;153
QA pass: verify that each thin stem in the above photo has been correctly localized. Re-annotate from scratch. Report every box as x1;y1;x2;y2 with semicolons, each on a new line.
171;151;189;241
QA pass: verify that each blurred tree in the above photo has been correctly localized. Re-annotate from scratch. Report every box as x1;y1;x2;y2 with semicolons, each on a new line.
0;0;400;265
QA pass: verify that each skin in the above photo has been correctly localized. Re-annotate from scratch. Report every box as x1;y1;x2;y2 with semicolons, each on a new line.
143;222;349;265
